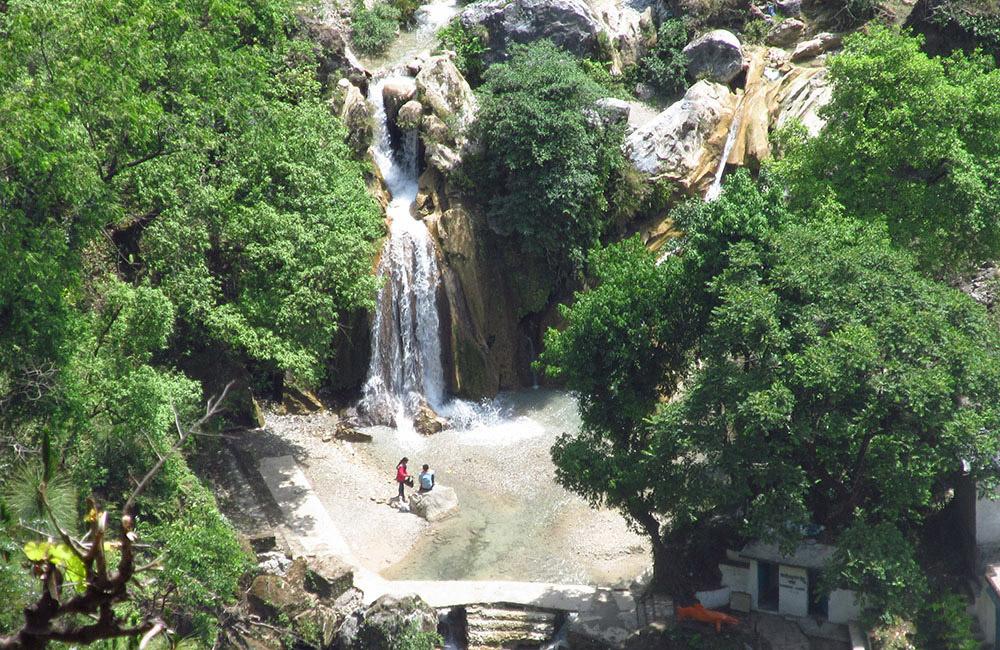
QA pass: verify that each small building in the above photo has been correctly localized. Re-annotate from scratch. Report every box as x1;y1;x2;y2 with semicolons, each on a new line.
957;475;1000;648
718;541;861;625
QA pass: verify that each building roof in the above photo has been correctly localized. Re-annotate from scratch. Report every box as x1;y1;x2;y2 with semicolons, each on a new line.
739;540;838;569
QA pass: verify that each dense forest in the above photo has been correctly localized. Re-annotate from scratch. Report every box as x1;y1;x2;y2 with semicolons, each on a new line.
3;0;1000;648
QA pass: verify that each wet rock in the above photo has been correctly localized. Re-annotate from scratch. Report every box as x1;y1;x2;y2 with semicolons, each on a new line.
459;0;604;66
382;78;417;130
766;18;806;47
625;80;737;193
333;420;373;443
409;485;460;521
337;78;374;156
414;402;449;435
791;32;842;62
396;99;423;131
683;29;744;83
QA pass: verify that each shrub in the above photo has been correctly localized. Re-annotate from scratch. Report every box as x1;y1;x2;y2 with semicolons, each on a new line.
466;41;628;271
637;19;689;98
390;0;422;25
740;18;771;45
914;592;979;650
351;0;400;54
437;18;488;85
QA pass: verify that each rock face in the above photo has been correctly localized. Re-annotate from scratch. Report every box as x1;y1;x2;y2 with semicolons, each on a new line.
339;595;439;650
382;78;417;132
296;15;370;93
336;78;374;156
791;32;842;62
766;18;806;47
409;485;459;521
625;80;737;192
415;54;478;174
396;100;423;131
683;30;744;83
459;0;604;65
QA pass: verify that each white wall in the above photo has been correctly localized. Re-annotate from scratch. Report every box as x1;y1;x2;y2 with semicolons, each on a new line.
748;559;760;610
828;589;861;624
719;563;749;593
975;583;997;648
778;565;809;617
977;498;1000;544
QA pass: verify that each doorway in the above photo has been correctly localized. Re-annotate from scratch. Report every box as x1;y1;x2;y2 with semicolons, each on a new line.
758;561;779;611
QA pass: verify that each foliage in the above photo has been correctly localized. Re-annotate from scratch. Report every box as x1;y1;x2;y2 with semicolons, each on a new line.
140;471;252;642
914;592;979;650
670;0;752;31
543;171;1000;606
830;0;879;28
580;58;633;100
1;0;380;642
356;620;443;650
637;19;689;98
351;0;401;54
740;18;771;45
776;26;1000;275
467;41;628;272
390;0;423;26
928;0;1000;58
0;527;34;634
437;18;489;86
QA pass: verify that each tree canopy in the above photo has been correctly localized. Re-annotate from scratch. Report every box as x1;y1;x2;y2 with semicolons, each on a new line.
543;172;1000;617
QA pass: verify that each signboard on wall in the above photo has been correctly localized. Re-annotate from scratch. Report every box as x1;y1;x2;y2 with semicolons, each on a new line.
778;565;809;617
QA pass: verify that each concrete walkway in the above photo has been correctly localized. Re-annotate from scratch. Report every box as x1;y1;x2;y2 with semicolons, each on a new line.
258;454;639;625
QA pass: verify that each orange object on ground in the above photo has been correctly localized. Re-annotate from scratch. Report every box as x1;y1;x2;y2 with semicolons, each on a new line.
676;603;740;632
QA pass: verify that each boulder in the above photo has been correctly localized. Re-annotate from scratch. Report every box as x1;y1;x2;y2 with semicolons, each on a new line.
396;100;423;131
333;419;374;443
409;485;460;521
304;555;354;599
459;0;605;66
594;97;631;126
682;29;744;83
776;0;802;15
414;402;448;435
625;80;737;193
382;78;417;129
282;385;323;414
766;18;806;47
415;54;477;133
337;78;374;156
339;595;439;650
791;32;842;62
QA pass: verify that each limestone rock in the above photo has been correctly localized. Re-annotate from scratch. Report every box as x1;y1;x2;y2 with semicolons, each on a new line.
337;78;374;156
459;0;604;66
296;16;370;93
396;99;423;131
333;420;373;443
409;485;459;521
382;78;417;129
340;595;439;650
625;80;737;193
791;32;842;62
414;402;448;435
766;18;806;47
594;97;631;126
415;54;477;133
776;0;802;15
682;29;744;83
768;66;832;136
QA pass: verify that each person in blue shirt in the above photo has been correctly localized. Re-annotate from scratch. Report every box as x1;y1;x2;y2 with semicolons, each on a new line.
418;464;435;492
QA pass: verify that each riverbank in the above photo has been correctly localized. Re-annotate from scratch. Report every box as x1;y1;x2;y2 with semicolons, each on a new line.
223;393;649;584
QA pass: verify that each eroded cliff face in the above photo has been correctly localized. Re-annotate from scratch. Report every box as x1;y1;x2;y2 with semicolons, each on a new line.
409;54;536;398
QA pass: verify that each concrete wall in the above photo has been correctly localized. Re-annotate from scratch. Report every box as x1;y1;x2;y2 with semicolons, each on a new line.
778;565;809;617
977;497;1000;545
748;559;760;610
828;589;861;624
719;562;749;593
975;582;997;648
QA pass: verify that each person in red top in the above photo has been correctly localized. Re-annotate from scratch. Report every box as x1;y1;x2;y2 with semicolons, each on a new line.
395;457;410;503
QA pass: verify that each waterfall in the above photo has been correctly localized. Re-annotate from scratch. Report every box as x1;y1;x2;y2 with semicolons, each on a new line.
359;76;447;427
705;112;742;202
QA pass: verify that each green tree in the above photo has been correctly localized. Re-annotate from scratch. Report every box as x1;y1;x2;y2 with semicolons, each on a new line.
351;0;401;54
467;41;629;272
637;19;689;97
777;26;1000;275
544;172;1000;610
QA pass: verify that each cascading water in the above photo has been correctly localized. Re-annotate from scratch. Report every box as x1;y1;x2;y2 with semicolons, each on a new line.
705;112;742;202
359;76;447;429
